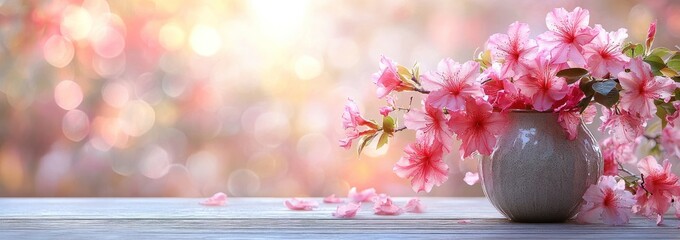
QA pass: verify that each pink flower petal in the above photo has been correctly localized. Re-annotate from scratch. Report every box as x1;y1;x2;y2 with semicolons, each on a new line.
577;176;635;225
284;198;319;211
323;194;345;204
348;187;377;203
332;202;361;218
373;195;403;216
403;198;425;213
199;192;228;206
463;172;480;186
393;138;449;193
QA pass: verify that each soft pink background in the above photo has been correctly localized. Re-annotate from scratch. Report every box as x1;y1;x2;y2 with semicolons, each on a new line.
0;0;677;197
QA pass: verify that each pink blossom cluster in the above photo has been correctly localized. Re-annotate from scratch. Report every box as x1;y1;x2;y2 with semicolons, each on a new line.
340;7;680;226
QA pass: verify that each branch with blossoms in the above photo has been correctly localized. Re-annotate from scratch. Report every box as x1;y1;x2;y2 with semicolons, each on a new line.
340;7;680;226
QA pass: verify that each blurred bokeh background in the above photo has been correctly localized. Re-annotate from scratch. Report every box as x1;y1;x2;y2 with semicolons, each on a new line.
0;0;677;197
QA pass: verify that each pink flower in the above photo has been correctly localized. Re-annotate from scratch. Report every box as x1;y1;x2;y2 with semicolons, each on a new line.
646;20;657;54
332;202;361;218
661;125;680;160
618;57;676;119
667;102;680;127
379;95;397;117
373;56;409;98
599;108;645;144
323;194;344;203
393;139;449;193
583;25;630;78
199;192;228;206
537;7;597;66
463;171;480;186
403;103;452;150
421;59;483;111
576;176;635;225
557;105;596;140
633;156;680;225
403;198;426;213
482;63;529;111
515;55;569;111
342;98;374;130
284;198;319;211
449;98;508;157
348;187;377;203
600;136;639;164
602;149;619;176
486;21;538;77
339;128;360;149
339;98;378;149
372;195;403;215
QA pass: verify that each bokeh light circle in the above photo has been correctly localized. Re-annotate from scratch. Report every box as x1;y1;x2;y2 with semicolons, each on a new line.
102;82;130;108
43;35;75;68
253;111;290;148
186;151;219;184
54;80;84;110
159;22;185;51
62;109;90;142
140;145;171;179
119;100;156;137
60;6;93;41
189;25;222;56
294;55;323;80
228;168;261;196
91;26;125;58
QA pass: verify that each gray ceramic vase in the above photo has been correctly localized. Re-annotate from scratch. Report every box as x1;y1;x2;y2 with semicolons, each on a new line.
480;111;602;223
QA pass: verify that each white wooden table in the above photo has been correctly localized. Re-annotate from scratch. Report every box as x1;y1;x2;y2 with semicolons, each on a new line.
0;198;678;239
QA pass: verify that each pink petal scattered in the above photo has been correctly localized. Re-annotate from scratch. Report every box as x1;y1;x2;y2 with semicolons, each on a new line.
323;194;345;204
464;172;480;186
348;187;377;203
199;192;228;206
457;220;472;224
373;195;403;215
403;198;425;213
332;202;361;218
284;198;319;211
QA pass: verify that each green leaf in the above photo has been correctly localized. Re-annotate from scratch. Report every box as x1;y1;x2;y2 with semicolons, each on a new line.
593;90;619;108
397;65;417;86
579;77;596;97
648;47;671;59
623;43;644;58
592;80;618;95
644;55;666;76
556;68;589;84
382;116;395;133
667;59;680;72
577;95;593;114
660;67;678;78
655;100;677;128
357;132;378;156
376;132;390;149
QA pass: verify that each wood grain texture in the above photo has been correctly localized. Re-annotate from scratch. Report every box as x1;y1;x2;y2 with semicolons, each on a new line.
0;198;678;239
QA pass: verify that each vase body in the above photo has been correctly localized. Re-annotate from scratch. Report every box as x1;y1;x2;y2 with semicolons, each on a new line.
480;112;602;223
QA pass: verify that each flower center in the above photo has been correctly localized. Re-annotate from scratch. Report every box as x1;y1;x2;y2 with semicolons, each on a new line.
602;188;615;207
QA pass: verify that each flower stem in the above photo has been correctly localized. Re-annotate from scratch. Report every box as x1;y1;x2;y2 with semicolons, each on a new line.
413;88;430;94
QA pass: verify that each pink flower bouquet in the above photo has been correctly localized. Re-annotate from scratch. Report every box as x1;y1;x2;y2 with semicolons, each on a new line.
340;7;680;225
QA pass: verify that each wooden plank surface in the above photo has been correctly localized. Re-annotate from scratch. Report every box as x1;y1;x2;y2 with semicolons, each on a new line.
0;198;678;239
